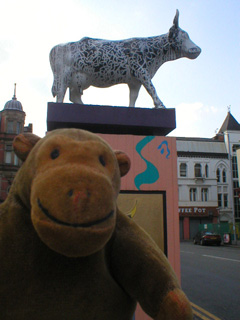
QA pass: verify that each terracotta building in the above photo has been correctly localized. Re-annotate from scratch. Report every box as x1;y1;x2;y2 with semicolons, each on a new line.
0;85;32;202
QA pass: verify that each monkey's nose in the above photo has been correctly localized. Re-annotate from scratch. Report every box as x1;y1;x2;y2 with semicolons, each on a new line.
68;189;91;204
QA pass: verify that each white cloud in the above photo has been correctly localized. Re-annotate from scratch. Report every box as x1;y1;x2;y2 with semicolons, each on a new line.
169;102;226;138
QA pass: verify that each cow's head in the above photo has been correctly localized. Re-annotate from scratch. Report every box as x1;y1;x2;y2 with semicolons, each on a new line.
168;10;201;60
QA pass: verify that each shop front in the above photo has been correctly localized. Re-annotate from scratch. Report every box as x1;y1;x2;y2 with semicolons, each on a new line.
179;206;219;240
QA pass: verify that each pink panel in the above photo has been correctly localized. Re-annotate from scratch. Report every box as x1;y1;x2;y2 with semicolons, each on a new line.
135;305;152;320
98;133;180;320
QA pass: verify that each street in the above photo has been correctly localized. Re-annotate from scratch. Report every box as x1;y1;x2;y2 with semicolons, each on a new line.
180;242;240;320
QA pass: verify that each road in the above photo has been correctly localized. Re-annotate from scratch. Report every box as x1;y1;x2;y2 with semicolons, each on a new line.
180;242;240;320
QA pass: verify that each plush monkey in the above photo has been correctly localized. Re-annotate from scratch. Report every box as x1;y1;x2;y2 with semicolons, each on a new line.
0;128;192;320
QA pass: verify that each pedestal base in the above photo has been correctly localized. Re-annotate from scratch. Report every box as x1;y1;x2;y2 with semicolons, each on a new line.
47;103;176;136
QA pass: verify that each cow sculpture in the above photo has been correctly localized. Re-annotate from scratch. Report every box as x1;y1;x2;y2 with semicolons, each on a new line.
50;10;201;108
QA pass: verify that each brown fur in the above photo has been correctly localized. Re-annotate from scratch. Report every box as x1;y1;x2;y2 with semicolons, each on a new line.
0;128;192;319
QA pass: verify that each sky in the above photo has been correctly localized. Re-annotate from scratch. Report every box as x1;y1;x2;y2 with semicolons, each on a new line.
0;0;239;138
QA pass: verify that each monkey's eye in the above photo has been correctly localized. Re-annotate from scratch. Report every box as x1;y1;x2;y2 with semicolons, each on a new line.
50;149;60;160
99;155;106;166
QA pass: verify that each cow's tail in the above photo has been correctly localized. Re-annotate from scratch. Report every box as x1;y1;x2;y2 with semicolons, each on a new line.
51;79;58;98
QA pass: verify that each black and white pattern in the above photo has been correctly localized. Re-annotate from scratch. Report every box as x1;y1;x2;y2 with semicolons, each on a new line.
50;10;201;108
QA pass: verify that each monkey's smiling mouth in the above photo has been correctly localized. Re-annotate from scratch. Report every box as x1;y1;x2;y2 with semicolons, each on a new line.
37;199;114;228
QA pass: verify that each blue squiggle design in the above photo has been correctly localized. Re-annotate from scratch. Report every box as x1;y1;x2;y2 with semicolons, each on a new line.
158;141;170;159
134;136;159;190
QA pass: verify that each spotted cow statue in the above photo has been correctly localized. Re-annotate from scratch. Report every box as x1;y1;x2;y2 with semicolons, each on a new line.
50;10;201;108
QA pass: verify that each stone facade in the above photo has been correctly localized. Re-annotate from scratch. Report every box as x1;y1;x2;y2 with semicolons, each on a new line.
177;112;240;240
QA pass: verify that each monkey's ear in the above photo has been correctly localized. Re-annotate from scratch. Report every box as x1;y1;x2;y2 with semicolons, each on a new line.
115;151;131;177
13;133;41;161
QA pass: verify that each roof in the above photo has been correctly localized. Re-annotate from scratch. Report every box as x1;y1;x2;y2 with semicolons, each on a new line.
176;137;228;158
3;83;23;112
218;112;240;133
4;98;23;111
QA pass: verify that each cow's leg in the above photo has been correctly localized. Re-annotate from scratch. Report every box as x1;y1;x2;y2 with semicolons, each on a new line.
132;67;166;108
69;72;89;104
128;82;142;107
143;79;165;109
69;86;84;104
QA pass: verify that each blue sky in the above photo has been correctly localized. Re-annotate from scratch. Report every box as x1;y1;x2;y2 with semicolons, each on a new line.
0;0;239;137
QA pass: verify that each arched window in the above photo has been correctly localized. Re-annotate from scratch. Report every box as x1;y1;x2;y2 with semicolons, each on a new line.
205;164;209;178
180;163;187;177
194;163;202;178
222;169;227;183
216;168;220;182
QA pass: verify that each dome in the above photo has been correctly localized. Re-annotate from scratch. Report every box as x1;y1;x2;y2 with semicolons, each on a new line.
4;84;23;111
4;98;23;111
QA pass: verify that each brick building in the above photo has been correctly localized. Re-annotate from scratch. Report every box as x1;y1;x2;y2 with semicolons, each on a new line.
0;85;32;202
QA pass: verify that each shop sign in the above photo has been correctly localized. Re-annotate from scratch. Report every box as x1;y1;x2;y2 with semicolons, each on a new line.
178;206;217;217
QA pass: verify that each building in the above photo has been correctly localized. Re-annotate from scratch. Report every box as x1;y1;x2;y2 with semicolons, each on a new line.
0;85;32;201
177;111;240;240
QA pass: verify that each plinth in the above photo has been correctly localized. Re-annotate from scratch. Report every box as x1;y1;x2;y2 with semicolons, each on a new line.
46;103;179;320
47;103;176;136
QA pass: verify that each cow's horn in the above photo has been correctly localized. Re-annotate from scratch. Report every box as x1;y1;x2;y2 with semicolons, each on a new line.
173;9;179;28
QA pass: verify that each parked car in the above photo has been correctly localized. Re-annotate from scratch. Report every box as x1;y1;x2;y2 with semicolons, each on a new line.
193;231;221;246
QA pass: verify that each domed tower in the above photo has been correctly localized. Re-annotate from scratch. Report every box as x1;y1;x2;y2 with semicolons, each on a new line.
0;84;31;201
1;83;25;134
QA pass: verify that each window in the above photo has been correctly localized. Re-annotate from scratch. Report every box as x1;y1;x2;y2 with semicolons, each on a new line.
180;163;187;177
6;144;12;151
5;152;12;164
205;164;209;178
14;154;19;166
233;180;239;196
222;169;227;183
218;194;222;207
16;122;21;134
232;156;238;179
216;168;220;182
201;188;208;201
5;144;12;164
233;181;240;218
224;194;228;208
190;188;197;201
194;163;202;178
234;197;240;218
223;186;228;193
7;121;14;133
